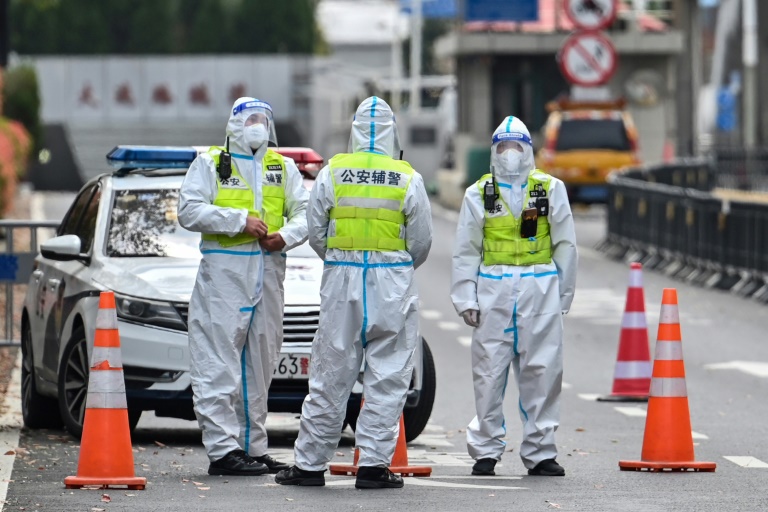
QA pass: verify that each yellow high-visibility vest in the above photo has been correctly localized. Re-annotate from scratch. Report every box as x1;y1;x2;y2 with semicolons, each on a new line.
201;147;286;248
328;152;414;252
477;170;553;266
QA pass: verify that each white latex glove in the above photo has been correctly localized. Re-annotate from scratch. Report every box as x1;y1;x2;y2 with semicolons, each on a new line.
461;309;480;327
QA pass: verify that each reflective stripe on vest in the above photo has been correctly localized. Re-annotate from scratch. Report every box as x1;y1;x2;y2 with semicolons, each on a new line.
328;152;413;252
477;170;553;266
201;147;286;248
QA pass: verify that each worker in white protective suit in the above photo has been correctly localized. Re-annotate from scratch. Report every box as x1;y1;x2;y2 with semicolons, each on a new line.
179;97;306;476
451;116;577;477
275;96;433;489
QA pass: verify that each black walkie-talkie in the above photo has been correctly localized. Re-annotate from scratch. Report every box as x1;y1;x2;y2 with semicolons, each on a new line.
218;136;232;180
483;166;498;212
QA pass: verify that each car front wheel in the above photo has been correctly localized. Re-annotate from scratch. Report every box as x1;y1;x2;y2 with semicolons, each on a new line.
21;316;63;429
344;337;436;443
58;327;141;438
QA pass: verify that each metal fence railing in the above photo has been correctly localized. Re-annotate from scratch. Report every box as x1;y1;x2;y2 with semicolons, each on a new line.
0;220;60;347
711;147;768;192
601;157;768;303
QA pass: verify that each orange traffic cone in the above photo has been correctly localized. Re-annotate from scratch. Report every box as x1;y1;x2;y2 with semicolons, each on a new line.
619;289;716;472
64;291;147;490
599;262;652;402
329;402;431;477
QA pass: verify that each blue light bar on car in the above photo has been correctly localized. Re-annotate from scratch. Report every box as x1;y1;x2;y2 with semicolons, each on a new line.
106;146;200;170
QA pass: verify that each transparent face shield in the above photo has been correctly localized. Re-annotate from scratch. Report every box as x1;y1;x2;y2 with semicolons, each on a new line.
233;100;278;147
495;140;525;154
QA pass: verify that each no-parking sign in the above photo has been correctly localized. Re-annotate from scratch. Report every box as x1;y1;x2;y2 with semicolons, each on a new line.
564;0;618;30
558;31;617;87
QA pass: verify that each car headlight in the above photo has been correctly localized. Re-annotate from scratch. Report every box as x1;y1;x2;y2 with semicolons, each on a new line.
114;293;186;331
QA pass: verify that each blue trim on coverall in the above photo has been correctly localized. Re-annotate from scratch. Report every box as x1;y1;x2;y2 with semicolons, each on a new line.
201;249;262;256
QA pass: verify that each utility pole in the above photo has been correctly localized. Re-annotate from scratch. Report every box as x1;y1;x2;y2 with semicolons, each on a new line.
409;0;422;113
742;0;757;148
391;3;403;111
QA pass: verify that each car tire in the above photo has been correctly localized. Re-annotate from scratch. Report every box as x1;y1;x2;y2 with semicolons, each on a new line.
21;317;63;429
403;337;436;442
58;327;141;438
58;327;90;438
344;337;436;443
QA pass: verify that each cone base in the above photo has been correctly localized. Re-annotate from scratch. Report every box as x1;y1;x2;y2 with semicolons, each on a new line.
618;460;716;472
328;464;432;477
64;475;147;489
597;394;649;403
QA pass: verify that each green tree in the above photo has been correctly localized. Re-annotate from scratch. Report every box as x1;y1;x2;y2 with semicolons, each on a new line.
1;64;42;151
9;0;322;55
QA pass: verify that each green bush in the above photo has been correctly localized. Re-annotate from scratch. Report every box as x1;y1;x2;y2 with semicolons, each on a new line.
2;65;42;152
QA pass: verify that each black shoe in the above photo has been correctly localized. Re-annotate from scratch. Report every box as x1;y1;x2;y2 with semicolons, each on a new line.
528;459;565;476
355;466;404;489
254;454;290;474
472;458;497;476
275;465;326;486
208;449;269;476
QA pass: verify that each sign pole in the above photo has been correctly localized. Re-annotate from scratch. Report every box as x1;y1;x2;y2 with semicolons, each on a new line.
409;0;422;113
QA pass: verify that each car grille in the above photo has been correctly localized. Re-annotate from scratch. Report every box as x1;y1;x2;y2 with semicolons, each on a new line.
171;304;318;341
283;306;320;343
173;303;189;330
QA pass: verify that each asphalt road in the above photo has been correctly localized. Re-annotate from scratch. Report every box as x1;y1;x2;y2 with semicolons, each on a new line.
2;198;768;511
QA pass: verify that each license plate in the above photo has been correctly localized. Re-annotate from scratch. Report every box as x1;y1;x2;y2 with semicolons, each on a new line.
273;353;310;379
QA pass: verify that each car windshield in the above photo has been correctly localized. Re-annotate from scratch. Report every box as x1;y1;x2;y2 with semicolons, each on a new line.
555;118;631;151
107;189;200;258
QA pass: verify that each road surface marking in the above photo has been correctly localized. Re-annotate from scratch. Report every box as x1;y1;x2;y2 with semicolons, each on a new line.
438;321;460;331
723;456;768;468
704;361;768;378
562;382;573;389
458;336;472;347
578;393;601;401
614;407;647;417
691;431;709;440
0;356;23;512
319;477;527;490
421;309;443;320
406;478;527;490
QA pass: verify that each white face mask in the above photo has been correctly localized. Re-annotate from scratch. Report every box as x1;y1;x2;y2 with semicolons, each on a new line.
243;124;268;150
498;150;525;176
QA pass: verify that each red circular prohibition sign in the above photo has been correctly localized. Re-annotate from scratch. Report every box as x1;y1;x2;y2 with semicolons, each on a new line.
563;0;618;31
558;31;617;87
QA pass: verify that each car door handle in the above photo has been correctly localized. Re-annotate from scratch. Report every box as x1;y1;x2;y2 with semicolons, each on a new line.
32;270;43;283
48;278;61;293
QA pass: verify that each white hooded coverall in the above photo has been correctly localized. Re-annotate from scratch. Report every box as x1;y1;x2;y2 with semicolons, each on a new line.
293;96;433;471
451;116;578;469
178;97;307;461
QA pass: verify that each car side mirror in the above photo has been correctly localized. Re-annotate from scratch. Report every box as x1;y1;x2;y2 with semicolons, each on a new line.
41;235;88;262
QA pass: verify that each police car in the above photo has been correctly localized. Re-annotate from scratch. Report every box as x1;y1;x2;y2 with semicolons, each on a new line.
21;146;435;442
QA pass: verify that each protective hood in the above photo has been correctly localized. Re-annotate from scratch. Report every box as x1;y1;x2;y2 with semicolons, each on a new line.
226;97;278;154
490;116;535;185
348;96;402;157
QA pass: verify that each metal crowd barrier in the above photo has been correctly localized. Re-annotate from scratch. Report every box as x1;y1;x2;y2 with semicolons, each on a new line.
0;220;60;347
601;158;768;303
